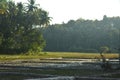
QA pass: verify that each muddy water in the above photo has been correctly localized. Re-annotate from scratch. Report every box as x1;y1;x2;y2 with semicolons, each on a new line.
0;58;101;69
0;58;118;80
26;76;75;80
0;58;102;70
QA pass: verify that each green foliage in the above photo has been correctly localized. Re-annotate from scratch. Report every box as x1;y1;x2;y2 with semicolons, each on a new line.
42;16;120;52
0;0;50;54
100;46;109;53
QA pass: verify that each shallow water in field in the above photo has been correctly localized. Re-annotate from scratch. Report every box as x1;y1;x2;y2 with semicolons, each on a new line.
0;58;101;69
0;58;119;80
25;76;75;80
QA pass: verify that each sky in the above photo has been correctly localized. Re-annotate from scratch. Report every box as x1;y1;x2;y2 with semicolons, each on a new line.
14;0;120;24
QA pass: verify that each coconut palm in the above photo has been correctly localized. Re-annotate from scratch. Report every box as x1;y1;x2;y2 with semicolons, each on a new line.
39;10;52;26
26;0;39;12
0;0;8;14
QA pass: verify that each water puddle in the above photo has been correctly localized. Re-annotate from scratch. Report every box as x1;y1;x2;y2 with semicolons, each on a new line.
0;58;102;69
25;76;75;80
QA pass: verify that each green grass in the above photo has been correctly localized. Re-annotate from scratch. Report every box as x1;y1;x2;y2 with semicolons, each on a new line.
0;52;119;79
46;52;118;59
0;52;118;61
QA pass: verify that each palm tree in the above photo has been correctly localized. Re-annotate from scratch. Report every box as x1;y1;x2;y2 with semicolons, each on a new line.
24;0;51;27
16;2;25;25
0;0;8;14
32;9;51;27
40;10;52;27
17;2;24;13
26;0;39;12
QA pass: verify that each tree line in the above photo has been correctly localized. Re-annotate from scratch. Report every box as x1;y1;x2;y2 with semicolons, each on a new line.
42;15;120;53
0;0;119;54
0;0;50;54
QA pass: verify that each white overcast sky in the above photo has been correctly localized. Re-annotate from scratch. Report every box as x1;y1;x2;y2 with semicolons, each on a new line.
14;0;120;24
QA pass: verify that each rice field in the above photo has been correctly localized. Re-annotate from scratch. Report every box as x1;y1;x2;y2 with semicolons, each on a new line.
0;52;118;61
0;52;119;80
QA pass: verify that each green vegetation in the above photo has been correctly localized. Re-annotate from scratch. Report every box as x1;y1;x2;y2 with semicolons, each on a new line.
0;0;119;80
0;52;119;79
0;0;50;54
0;0;120;54
42;16;120;52
0;52;118;61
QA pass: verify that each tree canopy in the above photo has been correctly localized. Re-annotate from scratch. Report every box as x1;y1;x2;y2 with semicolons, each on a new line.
42;16;120;53
0;0;50;54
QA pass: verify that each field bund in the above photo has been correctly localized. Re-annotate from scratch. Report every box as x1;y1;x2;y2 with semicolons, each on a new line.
0;52;119;80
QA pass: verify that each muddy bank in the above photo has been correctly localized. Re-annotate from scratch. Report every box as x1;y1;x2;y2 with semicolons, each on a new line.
0;58;103;70
25;76;75;80
26;76;119;80
0;58;119;80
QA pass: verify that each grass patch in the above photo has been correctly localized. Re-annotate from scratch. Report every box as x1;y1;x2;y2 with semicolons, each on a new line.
41;52;118;59
0;52;118;61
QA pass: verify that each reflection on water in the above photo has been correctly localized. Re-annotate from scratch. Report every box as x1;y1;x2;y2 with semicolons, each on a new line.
0;58;103;69
26;76;75;80
0;58;119;80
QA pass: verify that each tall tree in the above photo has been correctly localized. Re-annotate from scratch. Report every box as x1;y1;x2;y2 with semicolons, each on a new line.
42;16;120;52
0;0;50;54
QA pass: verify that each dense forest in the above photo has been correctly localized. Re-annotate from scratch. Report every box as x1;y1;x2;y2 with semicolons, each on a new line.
0;0;120;54
0;0;50;54
42;15;120;53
